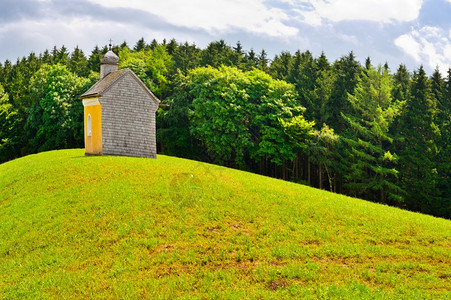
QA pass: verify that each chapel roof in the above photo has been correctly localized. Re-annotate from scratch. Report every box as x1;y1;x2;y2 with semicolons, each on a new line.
80;68;160;106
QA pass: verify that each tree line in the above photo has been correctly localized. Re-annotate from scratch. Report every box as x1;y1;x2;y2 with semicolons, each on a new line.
0;38;449;219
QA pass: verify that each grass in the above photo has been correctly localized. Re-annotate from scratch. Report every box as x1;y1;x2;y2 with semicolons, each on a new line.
0;149;450;299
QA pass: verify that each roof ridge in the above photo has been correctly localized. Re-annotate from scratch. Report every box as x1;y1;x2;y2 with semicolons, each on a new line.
80;68;130;99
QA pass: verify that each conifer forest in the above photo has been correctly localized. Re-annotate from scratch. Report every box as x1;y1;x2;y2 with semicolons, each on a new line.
0;38;449;219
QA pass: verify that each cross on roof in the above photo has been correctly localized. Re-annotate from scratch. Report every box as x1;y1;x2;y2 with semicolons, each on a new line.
108;39;113;50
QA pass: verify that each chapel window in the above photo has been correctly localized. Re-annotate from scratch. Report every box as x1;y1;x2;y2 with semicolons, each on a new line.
87;114;92;137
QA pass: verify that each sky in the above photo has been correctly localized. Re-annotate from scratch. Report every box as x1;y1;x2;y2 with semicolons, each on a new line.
1;0;451;75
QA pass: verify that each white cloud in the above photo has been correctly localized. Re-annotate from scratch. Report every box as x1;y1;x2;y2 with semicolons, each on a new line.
297;0;423;26
87;0;298;37
395;26;451;74
395;34;421;62
0;16;175;62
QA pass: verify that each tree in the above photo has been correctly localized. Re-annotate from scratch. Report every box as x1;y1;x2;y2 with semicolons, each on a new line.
69;46;90;77
0;84;22;162
243;49;258;70
186;66;302;169
327;52;361;133
146;45;174;99
309;124;339;191
257;49;269;72
26;64;89;152
88;45;102;72
269;51;292;81
134;37;146;52
157;71;203;159
432;68;451;218
200;40;234;68
232;41;244;68
341;66;402;204
171;42;201;75
395;66;442;215
188;66;252;167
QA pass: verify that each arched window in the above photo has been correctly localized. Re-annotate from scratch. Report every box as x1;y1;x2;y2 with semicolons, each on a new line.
87;114;92;137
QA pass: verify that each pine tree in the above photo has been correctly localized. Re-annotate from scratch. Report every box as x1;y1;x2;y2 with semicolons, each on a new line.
341;66;402;204
200;40;234;68
69;46;89;77
269;51;292;81
327;52;361;133
87;45;101;72
257;49;269;72
171;42;201;75
395;66;441;215
232;41;244;68
433;68;451;218
243;49;258;70
134;37;146;52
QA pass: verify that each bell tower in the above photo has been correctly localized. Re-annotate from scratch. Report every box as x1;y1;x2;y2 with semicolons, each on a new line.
100;41;119;79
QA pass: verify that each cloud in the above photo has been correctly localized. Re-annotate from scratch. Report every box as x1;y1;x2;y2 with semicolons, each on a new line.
87;0;298;37
296;0;423;25
395;26;451;74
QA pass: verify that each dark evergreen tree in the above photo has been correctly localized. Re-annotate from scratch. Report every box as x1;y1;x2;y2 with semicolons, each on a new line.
327;51;362;133
171;42;201;75
269;51;292;81
150;39;159;50
395;66;441;216
55;45;69;65
166;38;178;55
134;37;146;52
232;41;244;68
41;49;53;65
69;46;89;77
257;49;269;73
243;49;258;70
433;68;451;218
200;40;234;68
87;45;102;72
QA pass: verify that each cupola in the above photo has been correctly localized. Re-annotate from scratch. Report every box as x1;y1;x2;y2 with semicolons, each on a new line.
100;50;119;79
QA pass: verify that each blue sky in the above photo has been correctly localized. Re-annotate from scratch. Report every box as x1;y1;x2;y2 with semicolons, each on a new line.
1;0;451;75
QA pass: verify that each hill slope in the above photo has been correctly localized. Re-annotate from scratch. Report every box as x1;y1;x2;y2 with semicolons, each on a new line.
0;149;450;299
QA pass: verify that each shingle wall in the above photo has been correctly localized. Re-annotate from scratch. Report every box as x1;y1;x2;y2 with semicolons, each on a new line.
100;73;158;158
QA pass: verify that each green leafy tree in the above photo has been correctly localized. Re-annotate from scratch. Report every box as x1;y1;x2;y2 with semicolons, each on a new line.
246;69;304;170
188;66;252;167
146;45;174;99
0;84;22;162
26;64;89;152
309;124;339;191
186;66;301;168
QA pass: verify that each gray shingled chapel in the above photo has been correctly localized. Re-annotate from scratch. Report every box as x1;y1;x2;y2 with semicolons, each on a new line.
80;49;160;158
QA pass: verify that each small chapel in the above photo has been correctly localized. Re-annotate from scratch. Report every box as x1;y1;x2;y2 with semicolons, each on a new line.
80;49;160;158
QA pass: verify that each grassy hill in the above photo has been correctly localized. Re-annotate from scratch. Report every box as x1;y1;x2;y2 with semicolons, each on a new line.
0;149;449;299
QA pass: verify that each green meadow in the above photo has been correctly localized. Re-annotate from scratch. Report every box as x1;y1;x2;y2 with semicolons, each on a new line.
0;149;450;299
